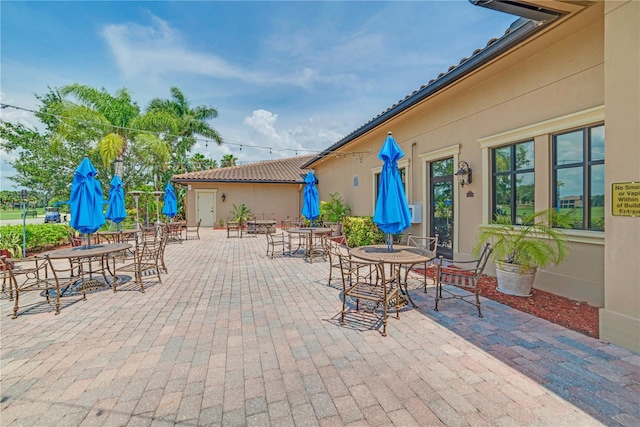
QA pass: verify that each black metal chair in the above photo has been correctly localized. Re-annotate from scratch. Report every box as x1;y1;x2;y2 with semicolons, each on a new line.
434;243;493;317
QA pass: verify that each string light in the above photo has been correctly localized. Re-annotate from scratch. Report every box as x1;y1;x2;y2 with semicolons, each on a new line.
0;103;372;160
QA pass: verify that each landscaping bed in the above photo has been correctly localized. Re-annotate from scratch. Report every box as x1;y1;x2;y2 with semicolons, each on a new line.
419;267;599;338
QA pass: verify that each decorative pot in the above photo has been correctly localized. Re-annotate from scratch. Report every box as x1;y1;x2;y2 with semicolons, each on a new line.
495;262;537;297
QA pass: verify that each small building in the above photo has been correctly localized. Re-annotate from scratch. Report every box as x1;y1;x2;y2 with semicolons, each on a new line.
172;155;313;227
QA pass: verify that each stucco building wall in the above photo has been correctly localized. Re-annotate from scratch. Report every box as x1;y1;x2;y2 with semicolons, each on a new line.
182;182;302;227
314;4;606;305
601;0;640;351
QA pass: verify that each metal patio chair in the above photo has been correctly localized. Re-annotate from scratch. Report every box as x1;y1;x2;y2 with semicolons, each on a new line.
434;243;492;317
406;233;438;292
338;253;400;337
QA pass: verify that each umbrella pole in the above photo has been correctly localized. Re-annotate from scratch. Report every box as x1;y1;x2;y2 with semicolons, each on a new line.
386;232;393;252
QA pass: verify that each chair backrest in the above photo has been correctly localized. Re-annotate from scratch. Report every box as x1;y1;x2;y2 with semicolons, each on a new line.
327;236;350;259
266;232;279;244
407;234;438;257
473;243;493;278
68;230;83;247
138;234;165;265
338;253;381;282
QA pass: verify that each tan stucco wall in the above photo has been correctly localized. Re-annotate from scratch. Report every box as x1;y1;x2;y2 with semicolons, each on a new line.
601;0;640;351
182;182;302;227
314;3;606;306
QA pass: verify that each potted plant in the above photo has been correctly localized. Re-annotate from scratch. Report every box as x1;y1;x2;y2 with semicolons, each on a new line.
475;208;571;296
320;192;351;236
231;203;253;226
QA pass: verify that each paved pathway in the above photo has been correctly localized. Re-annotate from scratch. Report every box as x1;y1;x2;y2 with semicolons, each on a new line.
1;229;638;426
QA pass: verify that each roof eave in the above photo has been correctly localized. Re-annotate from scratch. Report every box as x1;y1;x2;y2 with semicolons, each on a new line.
171;179;304;184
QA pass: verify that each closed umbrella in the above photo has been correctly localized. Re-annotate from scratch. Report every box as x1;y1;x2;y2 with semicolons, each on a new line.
301;171;320;227
105;175;127;229
162;182;177;220
373;132;411;251
69;156;106;248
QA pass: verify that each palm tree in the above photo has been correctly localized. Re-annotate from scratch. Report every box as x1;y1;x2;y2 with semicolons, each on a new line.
189;153;217;171
56;84;177;180
220;154;237;168
147;87;223;172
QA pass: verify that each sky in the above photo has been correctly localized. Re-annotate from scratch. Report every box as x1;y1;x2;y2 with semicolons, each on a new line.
0;1;516;191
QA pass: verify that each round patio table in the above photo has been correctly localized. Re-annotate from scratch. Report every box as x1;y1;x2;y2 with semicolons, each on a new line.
286;227;332;263
350;244;434;307
96;229;139;244
38;243;132;295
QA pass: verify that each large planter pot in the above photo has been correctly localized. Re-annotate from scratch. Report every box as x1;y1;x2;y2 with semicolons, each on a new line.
496;262;537;297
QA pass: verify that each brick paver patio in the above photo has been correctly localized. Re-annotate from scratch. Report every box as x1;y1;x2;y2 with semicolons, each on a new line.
1;229;638;426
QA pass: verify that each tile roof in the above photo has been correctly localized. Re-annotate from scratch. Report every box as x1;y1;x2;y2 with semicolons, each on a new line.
172;155;314;184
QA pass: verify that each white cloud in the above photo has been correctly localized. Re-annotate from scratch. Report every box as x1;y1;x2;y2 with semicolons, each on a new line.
101;13;356;91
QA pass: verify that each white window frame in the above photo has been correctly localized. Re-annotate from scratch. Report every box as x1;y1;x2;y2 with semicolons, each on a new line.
478;105;604;245
371;159;410;213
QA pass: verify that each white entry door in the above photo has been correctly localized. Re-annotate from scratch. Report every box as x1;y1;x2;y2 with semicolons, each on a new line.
196;191;216;227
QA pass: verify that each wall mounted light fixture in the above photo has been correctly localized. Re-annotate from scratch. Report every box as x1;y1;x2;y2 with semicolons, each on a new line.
455;161;472;187
221;193;226;202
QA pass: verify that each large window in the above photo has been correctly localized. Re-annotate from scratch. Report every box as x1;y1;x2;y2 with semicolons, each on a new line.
492;140;535;224
374;166;407;204
552;124;604;231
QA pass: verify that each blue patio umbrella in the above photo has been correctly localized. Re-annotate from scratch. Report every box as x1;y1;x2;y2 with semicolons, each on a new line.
301;170;320;227
105;175;127;228
373;132;411;251
162;182;177;219
69;156;106;247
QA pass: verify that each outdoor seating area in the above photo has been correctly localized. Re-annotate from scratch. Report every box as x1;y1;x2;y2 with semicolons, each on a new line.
1;227;636;426
2;227;171;318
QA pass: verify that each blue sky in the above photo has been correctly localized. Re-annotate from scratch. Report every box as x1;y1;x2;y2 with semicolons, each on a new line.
1;1;516;190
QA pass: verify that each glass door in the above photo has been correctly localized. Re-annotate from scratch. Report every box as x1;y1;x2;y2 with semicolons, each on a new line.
430;158;454;259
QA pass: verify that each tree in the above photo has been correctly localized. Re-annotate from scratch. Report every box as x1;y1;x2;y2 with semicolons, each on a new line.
56;84;178;185
0;120;70;204
189;153;217;171
220;154;237;168
146;87;223;173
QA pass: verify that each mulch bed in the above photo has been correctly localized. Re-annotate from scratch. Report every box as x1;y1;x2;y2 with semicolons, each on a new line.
419;268;599;339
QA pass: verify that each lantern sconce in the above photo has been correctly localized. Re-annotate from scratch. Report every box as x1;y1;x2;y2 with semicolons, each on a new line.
455;161;472;187
221;193;226;202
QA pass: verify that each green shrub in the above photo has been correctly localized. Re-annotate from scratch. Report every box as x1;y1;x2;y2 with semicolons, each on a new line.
320;192;351;222
343;216;405;247
0;224;69;257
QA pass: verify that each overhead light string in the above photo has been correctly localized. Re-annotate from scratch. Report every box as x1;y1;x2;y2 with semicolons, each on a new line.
0;102;372;160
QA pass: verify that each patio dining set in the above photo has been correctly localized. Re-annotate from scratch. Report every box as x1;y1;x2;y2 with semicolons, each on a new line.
1;222;190;319
263;226;493;337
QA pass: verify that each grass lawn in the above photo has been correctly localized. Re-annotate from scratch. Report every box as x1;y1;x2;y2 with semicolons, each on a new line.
0;208;44;220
